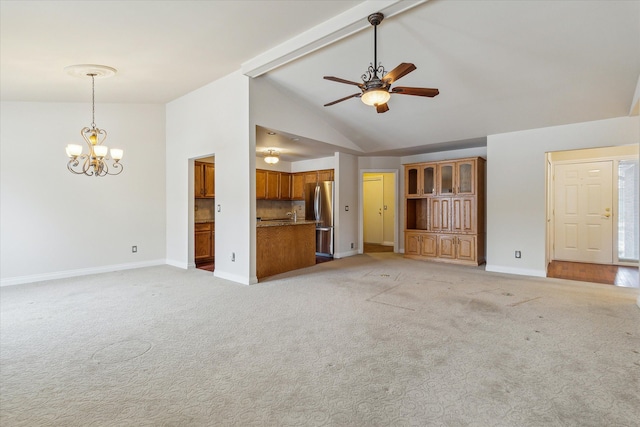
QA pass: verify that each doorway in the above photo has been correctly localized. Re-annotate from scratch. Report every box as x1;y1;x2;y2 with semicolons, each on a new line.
192;155;216;272
362;171;396;253
546;146;639;285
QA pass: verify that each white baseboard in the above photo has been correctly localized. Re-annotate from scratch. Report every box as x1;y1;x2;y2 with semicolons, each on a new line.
166;259;189;269
334;250;359;259
214;270;256;285
0;259;167;287
485;264;546;278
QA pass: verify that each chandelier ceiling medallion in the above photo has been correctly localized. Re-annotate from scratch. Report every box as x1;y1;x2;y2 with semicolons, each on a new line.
64;64;123;177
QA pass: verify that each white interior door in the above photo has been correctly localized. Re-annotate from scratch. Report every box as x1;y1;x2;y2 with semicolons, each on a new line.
363;176;384;244
554;161;613;263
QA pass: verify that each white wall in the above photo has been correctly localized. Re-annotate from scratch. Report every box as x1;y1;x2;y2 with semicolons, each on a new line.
335;152;358;258
166;71;253;284
486;116;640;277
250;77;362;153
1;102;166;286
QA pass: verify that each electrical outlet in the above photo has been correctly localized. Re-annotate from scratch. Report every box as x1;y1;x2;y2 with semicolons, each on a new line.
132;246;137;253
231;252;235;262
345;206;349;211
515;250;521;259
351;242;354;249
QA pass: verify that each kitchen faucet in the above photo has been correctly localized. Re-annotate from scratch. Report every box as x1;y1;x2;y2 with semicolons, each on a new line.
287;210;297;222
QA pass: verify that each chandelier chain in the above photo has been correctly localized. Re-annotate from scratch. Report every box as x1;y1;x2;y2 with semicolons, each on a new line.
90;73;96;128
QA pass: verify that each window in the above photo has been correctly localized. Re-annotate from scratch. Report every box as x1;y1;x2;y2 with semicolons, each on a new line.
618;159;639;261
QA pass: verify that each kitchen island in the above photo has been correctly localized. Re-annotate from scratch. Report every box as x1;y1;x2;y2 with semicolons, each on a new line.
256;220;316;280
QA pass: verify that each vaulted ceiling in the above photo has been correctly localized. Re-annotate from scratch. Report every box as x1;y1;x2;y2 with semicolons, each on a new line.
2;0;638;159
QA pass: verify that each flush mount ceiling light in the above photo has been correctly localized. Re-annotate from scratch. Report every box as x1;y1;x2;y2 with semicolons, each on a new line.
64;64;124;177
323;13;439;113
263;149;280;164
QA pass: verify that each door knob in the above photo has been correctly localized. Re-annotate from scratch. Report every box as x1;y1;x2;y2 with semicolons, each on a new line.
603;213;610;218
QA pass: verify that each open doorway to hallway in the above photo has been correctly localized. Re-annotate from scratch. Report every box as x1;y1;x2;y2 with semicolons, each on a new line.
546;145;638;287
362;172;396;254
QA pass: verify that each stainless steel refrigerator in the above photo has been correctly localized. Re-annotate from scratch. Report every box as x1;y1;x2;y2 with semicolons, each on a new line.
305;181;334;257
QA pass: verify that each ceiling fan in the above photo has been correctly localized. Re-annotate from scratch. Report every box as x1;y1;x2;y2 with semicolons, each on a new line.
323;12;439;113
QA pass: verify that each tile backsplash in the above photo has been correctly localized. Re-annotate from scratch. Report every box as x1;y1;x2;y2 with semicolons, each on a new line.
195;198;215;221
257;200;305;220
196;198;305;221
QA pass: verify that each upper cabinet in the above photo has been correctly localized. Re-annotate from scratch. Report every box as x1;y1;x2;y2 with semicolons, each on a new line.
257;169;333;201
195;161;215;198
291;173;305;200
405;164;436;197
406;159;477;197
265;171;280;199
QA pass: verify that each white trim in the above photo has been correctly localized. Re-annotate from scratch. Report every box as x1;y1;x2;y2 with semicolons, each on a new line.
167;258;189;269
214;270;256;286
334;250;359;259
485;264;547;278
0;259;167;287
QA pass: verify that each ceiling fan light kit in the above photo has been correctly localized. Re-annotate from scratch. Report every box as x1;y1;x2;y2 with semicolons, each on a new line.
323;12;439;113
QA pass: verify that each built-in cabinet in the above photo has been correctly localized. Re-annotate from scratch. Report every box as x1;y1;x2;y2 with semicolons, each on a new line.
404;157;485;265
195;161;215;198
257;169;333;201
195;222;215;264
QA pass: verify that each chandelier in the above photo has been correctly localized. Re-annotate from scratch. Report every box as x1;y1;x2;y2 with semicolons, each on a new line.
64;64;123;177
263;149;280;164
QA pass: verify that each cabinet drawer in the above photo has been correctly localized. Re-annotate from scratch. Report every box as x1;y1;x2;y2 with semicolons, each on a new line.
195;223;212;232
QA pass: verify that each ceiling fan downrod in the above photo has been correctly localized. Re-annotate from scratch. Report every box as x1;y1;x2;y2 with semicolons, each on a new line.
369;13;383;78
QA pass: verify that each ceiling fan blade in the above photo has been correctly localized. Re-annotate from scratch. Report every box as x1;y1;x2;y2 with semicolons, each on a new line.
376;103;389;113
324;93;361;107
391;86;439;97
324;76;365;88
383;63;416;84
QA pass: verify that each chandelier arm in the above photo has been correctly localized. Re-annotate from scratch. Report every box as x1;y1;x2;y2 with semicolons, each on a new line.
107;162;124;176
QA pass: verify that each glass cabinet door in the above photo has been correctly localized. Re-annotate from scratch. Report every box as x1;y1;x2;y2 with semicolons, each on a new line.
405;166;419;197
422;165;435;195
439;164;454;194
456;160;475;194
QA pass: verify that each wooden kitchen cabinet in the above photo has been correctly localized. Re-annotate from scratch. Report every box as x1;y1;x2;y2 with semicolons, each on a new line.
256;170;267;199
195;222;215;264
404;157;485;266
291;173;305;200
194;161;215;198
258;169;333;201
304;171;319;184
266;171;280;199
303;169;334;185
279;173;292;200
317;169;334;182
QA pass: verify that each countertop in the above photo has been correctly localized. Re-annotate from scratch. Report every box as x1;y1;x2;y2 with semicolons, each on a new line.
256;219;317;228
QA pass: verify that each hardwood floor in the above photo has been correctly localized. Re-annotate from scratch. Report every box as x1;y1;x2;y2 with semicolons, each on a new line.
197;262;214;272
547;260;638;288
364;243;394;253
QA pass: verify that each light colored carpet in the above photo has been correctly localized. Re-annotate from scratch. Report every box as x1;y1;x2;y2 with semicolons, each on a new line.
1;253;639;426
